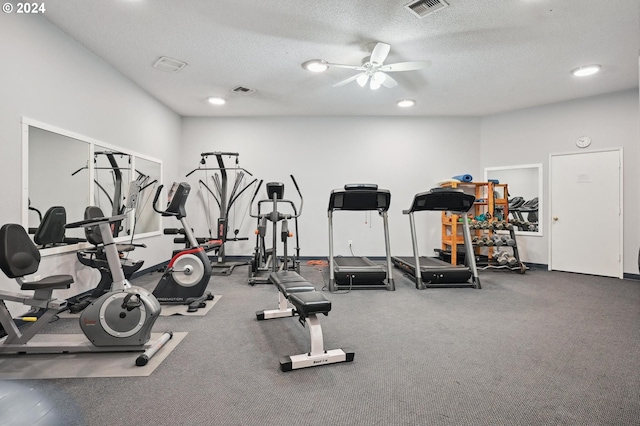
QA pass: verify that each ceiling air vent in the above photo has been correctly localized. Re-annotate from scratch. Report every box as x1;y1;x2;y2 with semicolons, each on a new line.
153;56;187;73
230;86;256;95
405;0;449;19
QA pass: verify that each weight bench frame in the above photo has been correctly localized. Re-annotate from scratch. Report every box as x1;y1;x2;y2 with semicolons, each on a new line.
256;271;354;371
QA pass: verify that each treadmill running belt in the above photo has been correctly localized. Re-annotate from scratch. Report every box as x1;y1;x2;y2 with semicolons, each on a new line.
333;256;387;285
392;256;472;285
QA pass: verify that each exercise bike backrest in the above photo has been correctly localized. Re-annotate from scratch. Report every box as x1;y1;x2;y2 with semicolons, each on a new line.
153;182;190;219
249;175;303;220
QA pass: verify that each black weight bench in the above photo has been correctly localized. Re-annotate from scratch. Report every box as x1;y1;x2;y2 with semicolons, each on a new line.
256;270;354;371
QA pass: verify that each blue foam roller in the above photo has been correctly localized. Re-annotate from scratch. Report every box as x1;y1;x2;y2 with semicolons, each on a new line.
452;174;473;182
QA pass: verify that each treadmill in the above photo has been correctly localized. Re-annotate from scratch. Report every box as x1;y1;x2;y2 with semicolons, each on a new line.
392;188;481;290
328;184;394;291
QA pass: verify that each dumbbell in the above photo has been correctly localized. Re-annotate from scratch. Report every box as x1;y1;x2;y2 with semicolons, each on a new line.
494;251;509;265
506;255;518;266
504;237;516;246
492;236;504;246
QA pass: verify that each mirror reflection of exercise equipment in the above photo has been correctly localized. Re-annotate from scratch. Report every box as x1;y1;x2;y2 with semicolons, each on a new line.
509;196;539;232
72;150;132;237
327;184;395;292
392;188;481;289
0;216;173;366
186;152;257;275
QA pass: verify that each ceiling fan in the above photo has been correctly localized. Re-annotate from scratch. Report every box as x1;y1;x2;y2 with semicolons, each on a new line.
304;42;431;90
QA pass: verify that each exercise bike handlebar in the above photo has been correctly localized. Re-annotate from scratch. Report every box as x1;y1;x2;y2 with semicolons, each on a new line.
152;185;179;217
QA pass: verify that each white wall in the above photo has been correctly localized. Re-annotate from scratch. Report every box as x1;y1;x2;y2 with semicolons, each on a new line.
480;90;640;274
0;14;181;304
180;116;482;258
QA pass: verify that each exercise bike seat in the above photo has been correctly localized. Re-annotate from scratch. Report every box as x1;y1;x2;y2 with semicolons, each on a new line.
0;224;74;289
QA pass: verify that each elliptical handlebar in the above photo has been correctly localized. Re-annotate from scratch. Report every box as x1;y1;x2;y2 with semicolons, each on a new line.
289;175;303;218
248;180;264;219
248;176;303;220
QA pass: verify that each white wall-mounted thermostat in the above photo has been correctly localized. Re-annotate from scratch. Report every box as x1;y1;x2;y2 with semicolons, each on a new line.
576;136;591;148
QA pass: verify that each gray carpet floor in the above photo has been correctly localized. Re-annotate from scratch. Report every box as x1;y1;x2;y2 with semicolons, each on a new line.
1;265;638;425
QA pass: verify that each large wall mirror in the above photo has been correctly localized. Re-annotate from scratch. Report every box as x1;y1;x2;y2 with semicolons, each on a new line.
22;118;162;254
484;164;543;236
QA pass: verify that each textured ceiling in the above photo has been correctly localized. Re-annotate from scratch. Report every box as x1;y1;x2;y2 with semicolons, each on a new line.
42;0;639;117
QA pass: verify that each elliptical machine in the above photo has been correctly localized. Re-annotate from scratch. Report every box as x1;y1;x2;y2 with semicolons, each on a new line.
152;182;214;312
247;176;303;285
0;215;172;366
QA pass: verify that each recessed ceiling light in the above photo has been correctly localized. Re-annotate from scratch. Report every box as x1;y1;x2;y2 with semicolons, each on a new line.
571;64;601;77
208;97;226;105
397;99;416;108
302;60;329;72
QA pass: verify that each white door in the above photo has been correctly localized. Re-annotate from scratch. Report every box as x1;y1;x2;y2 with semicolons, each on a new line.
549;149;622;278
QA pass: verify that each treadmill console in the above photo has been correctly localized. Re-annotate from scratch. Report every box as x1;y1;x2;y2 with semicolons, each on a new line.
409;188;475;213
329;185;390;211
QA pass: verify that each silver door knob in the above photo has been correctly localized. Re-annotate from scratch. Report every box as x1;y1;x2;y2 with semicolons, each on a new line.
553;217;559;221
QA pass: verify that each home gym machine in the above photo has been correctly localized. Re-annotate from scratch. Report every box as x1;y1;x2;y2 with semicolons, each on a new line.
247;178;302;285
328;184;395;291
392;187;481;289
251;176;354;371
0;216;172;367
152;182;214;312
72;150;131;237
186;152;257;275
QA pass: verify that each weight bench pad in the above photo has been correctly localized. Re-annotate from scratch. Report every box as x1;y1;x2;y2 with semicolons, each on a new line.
288;291;331;318
269;270;308;283
277;281;316;297
269;272;316;296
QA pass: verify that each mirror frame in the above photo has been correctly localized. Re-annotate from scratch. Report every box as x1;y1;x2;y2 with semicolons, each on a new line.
21;117;163;256
484;163;543;237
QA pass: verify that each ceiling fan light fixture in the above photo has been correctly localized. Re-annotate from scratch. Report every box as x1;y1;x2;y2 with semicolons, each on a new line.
356;74;369;87
302;59;329;72
371;72;386;84
397;99;416;107
207;96;226;105
571;64;601;77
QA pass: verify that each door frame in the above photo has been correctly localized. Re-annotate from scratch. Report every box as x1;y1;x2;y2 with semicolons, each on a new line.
548;148;623;278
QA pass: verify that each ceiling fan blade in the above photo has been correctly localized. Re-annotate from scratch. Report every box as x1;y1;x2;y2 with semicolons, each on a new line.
378;60;431;72
380;72;398;88
325;62;365;71
333;73;364;87
370;42;391;65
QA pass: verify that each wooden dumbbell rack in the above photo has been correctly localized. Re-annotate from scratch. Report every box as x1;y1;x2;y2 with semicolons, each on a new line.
440;181;526;273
